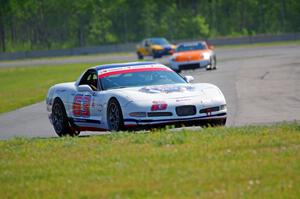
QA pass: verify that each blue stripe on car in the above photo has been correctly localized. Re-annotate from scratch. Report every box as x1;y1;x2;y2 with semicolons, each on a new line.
69;118;101;124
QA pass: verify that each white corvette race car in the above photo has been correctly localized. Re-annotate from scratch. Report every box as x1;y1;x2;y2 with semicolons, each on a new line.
46;62;227;136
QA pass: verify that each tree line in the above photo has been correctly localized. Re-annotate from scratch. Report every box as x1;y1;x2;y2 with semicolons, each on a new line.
0;0;299;52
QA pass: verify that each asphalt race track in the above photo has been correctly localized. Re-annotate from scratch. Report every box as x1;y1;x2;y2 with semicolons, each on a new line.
0;44;299;139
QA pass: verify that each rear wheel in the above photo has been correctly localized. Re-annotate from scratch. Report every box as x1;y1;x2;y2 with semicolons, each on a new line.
107;98;124;131
52;99;79;136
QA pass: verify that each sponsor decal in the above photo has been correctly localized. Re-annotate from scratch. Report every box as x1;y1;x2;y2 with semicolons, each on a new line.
139;85;195;94
72;94;91;117
176;98;191;102
151;101;167;111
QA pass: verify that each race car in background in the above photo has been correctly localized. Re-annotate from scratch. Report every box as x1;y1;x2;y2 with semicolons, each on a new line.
136;38;176;59
46;62;227;136
169;41;216;73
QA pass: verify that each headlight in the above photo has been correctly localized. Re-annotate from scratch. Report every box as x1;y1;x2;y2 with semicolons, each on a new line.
220;104;226;111
202;52;210;60
199;104;226;114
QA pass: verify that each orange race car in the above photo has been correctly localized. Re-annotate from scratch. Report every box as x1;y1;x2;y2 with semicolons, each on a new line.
169;41;216;73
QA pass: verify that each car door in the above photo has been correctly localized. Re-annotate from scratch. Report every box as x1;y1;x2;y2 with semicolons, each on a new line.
71;70;101;129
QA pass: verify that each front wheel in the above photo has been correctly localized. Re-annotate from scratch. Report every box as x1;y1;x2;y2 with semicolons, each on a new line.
52;99;79;136
206;56;217;70
152;50;162;59
211;56;217;70
107;98;124;131
137;52;143;60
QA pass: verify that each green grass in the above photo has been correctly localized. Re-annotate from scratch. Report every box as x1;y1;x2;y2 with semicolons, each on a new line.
0;63;100;114
0;51;133;64
0;123;300;198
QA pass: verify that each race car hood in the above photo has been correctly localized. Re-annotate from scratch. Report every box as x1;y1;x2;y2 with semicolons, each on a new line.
173;49;211;61
152;44;175;50
151;45;163;50
112;83;225;105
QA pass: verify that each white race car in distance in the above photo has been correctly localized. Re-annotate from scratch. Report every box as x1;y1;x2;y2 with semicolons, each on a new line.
46;62;227;136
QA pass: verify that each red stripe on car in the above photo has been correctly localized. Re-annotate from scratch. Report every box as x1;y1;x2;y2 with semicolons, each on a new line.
98;67;170;78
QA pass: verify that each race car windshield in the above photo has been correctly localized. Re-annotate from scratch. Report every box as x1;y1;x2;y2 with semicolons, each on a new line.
150;38;170;45
100;70;186;90
176;43;206;52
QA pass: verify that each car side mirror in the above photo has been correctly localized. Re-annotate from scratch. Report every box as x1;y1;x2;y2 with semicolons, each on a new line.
184;76;194;83
78;85;93;92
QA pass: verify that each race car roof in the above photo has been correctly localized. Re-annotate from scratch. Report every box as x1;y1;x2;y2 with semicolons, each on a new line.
177;41;205;47
95;62;172;78
95;62;158;71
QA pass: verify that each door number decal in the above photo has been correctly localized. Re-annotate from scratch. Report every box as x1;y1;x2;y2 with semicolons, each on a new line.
72;94;91;117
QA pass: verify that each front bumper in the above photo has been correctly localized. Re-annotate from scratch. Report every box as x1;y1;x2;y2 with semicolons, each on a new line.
124;112;226;127
170;59;210;71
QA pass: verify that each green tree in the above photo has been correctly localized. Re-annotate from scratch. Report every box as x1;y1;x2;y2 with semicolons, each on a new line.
1;0;300;52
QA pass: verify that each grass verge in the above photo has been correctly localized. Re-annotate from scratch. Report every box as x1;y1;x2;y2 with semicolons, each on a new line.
0;51;134;64
0;63;101;114
0;123;300;198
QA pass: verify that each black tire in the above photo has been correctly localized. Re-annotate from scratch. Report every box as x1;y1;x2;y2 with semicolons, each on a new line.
52;98;79;136
211;56;217;70
137;52;143;60
107;98;124;131
152;50;160;59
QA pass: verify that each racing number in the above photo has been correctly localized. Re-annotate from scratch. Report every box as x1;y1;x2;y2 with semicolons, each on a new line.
73;95;82;116
72;94;91;117
81;96;91;116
